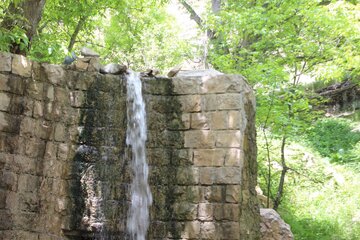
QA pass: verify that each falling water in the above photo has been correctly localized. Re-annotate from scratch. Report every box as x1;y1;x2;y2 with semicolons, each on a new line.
126;70;152;240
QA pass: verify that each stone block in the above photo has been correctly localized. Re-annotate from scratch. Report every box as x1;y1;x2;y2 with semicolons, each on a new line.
200;167;241;185
201;74;245;93
0;189;8;209
181;113;190;129
225;149;242;166
228;110;242;129
27;81;43;100
0;171;18;191
178;95;201;112
0;92;11;111
17;174;40;193
7;75;26;95
25;137;46;158
172;77;201;95
174;186;202;203
43;63;65;85
173;202;198;220
226;185;241;203
176;167;199;185
54;123;66;142
75;59;89;71
33;101;43;118
201;222;216;239
216;167;242;184
35;120;53;140
12;54;32;77
0;74;10;91
193;149;225;166
0;52;12;72
70;90;85;107
88;57;101;72
57;143;69;161
203;93;242;111
19;192;39;212
191;113;209;129
11;155;37;175
209;111;227;129
198;203;213;220
181;221;201;239
184;130;215;148
215;130;242;147
20;116;36;137
54;87;68;103
203;185;223;202
217;222;240;240
214;203;239;221
45;84;54;101
0;111;20;133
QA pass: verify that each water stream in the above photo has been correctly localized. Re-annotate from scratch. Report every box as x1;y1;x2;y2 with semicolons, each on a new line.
125;70;152;240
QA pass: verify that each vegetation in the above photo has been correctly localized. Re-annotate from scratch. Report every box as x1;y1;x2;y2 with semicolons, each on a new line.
1;0;360;239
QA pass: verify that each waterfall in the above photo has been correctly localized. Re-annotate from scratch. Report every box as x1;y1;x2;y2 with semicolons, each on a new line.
126;70;152;240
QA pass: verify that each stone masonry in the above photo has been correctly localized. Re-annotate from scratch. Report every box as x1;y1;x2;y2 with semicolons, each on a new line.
0;52;260;239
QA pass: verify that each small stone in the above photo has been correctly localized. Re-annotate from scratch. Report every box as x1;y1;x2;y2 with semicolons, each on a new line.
100;63;127;75
80;47;100;57
75;59;89;71
88;58;101;72
167;65;182;77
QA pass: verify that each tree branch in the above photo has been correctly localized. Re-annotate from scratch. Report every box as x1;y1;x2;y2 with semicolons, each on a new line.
178;0;204;28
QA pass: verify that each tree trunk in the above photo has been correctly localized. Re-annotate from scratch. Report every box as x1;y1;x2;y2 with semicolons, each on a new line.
68;16;87;52
1;0;46;54
273;136;288;210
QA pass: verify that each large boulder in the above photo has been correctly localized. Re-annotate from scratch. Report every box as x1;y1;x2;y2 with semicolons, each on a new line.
260;208;294;240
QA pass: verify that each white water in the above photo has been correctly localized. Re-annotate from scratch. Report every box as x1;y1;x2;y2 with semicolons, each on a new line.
125;70;152;240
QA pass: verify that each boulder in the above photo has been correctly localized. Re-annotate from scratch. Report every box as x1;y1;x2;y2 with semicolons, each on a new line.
260;208;294;240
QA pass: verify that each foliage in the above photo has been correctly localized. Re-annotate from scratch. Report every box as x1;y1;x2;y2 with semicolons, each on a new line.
306;118;360;162
258;128;360;239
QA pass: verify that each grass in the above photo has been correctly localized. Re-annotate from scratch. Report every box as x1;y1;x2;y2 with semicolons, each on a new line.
257;117;360;239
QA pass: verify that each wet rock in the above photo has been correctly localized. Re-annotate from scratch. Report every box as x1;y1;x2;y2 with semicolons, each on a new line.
260;208;294;240
100;63;127;75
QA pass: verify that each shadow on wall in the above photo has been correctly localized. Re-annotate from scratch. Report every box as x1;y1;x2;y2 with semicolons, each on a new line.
65;73;130;239
144;77;197;239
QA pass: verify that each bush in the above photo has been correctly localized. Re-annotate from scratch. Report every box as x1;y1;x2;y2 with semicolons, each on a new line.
306;118;360;163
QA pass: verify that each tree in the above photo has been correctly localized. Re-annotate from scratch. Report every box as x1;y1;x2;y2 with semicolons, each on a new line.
0;0;46;54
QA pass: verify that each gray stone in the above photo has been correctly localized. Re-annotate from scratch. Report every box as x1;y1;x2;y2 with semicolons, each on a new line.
80;47;100;57
100;63;127;74
260;208;294;240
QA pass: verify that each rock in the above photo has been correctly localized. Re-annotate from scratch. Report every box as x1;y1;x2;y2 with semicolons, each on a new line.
167;65;182;77
260;208;294;240
12;54;32;77
63;52;77;65
140;69;160;77
100;63;127;75
177;69;223;77
80;47;100;57
0;52;12;72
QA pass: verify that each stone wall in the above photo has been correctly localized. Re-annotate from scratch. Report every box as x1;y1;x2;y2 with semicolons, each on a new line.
0;52;260;239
